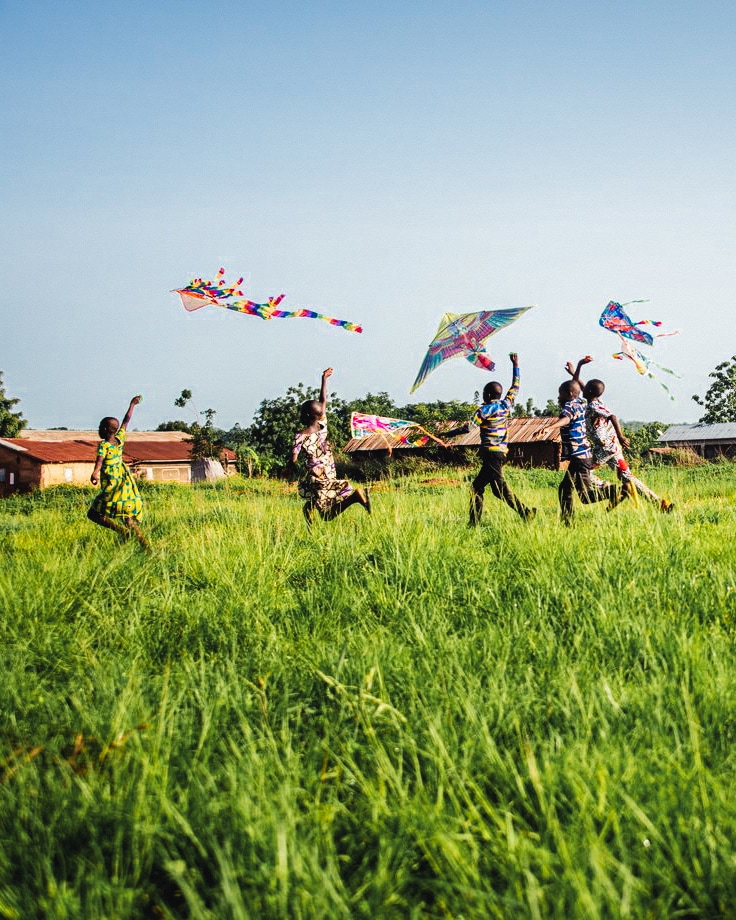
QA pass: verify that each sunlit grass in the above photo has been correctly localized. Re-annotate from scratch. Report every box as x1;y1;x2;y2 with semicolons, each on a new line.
2;465;736;917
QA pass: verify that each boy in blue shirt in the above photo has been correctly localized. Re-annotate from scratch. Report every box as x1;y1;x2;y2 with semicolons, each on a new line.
469;353;536;525
551;379;620;524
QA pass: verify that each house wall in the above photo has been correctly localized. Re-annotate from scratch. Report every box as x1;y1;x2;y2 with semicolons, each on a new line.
343;442;562;471
40;462;96;488
664;440;736;461
0;448;41;495
507;442;561;470
136;463;191;483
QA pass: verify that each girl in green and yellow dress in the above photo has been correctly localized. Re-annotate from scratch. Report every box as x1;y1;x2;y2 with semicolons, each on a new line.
88;395;148;547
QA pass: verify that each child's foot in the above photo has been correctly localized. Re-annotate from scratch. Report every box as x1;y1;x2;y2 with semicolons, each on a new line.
522;507;537;521
660;499;675;514
363;488;371;514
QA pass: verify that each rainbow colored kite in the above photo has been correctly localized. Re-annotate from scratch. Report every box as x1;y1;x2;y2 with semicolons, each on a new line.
174;268;362;333
411;307;534;393
599;300;678;346
350;412;447;451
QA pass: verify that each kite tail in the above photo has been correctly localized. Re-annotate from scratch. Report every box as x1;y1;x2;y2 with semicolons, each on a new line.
465;350;496;372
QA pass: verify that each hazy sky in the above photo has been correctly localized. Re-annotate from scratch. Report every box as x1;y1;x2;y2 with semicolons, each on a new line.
2;0;734;430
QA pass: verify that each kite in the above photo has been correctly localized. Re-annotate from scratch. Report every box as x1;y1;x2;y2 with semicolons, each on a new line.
598;300;678;346
612;334;679;400
350;412;447;451
598;299;680;396
410;307;534;393
174;268;362;333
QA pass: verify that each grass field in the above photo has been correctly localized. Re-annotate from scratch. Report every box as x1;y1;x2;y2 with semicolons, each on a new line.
2;463;736;918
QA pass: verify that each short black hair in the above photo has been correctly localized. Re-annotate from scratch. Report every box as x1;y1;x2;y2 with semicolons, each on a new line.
98;417;117;439
583;379;605;399
558;380;579;401
299;399;321;426
482;381;503;402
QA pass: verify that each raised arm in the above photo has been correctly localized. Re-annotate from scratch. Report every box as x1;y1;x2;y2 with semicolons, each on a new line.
505;352;520;403
317;368;333;412
119;395;142;433
565;355;593;389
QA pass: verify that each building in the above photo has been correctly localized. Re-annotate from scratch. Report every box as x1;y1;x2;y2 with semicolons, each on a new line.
343;417;563;469
658;423;736;460
0;430;236;497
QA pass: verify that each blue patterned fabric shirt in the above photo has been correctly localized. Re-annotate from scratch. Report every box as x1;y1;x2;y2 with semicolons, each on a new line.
560;396;592;460
472;366;520;453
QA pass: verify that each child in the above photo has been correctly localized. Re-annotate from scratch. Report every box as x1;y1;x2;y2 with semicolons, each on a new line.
88;395;148;547
566;356;674;512
288;368;370;525
469;352;536;525
548;379;620;525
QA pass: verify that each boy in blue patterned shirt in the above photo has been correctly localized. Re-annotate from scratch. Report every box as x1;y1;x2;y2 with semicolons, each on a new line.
469;353;536;525
550;379;620;524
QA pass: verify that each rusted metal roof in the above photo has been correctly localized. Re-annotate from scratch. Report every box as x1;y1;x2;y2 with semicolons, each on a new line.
343;417;561;452
18;429;193;442
0;438;234;464
0;439;99;462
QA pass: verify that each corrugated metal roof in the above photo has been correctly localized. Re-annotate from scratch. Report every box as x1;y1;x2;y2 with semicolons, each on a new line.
659;423;736;442
0;438;235;464
18;429;191;442
344;417;561;452
0;439;99;462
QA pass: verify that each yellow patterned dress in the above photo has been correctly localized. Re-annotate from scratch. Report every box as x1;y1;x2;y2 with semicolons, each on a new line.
90;429;143;520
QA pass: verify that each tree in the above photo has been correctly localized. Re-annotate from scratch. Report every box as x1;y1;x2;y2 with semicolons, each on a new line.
0;371;26;437
623;421;667;459
156;420;193;433
247;383;349;464
692;356;736;423
168;389;225;460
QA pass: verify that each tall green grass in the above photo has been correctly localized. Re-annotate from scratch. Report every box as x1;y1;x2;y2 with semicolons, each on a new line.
1;465;736;918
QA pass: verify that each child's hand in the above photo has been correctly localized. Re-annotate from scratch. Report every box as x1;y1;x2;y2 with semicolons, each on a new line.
580;355;593;365
620;435;631;449
322;368;333;379
90;474;98;485
564;360;575;376
509;352;518;364
130;395;142;406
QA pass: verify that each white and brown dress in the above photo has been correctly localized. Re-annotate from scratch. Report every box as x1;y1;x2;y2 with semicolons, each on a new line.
293;418;354;517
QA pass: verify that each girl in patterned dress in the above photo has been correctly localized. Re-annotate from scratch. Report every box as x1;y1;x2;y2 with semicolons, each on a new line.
88;395;148;546
288;368;370;525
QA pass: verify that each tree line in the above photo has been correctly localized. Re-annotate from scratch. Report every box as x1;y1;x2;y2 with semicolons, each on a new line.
3;358;736;474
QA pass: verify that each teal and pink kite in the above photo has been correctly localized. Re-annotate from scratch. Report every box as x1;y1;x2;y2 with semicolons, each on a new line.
411;307;534;393
174;268;362;333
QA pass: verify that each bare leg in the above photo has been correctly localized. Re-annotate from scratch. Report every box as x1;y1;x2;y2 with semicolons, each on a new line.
125;518;150;550
321;490;365;521
88;508;132;538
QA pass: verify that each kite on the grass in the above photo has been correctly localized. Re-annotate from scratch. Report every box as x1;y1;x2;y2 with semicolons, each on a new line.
598;300;678;346
174;268;362;333
350;412;447;452
612;334;679;400
410;307;534;393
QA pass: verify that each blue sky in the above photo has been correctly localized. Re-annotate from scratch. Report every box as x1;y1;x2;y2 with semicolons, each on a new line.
2;0;734;430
